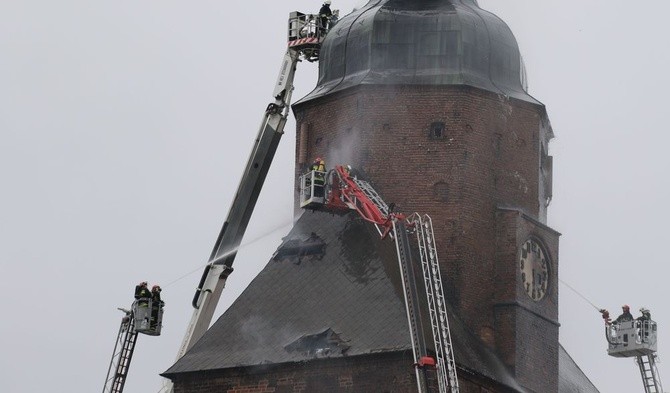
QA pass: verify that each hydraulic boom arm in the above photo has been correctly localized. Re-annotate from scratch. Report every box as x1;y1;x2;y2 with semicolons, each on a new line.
171;10;334;367
174;48;300;362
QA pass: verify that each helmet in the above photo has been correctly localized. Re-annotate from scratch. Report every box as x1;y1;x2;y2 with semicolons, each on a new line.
346;165;352;171
324;0;331;4
640;307;649;313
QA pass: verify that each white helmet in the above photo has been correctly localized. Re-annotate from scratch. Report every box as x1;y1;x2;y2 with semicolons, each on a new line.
324;0;331;4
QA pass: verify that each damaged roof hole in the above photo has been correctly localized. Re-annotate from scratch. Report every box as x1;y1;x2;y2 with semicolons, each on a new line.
284;328;351;358
272;232;326;264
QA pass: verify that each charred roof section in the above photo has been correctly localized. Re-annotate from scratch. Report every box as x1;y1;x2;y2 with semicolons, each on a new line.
297;0;540;105
164;211;524;390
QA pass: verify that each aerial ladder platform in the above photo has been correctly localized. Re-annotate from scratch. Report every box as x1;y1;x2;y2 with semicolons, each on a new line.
102;299;164;393
603;310;663;393
300;165;460;393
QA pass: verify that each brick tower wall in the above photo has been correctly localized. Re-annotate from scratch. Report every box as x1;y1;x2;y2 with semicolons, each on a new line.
294;84;548;340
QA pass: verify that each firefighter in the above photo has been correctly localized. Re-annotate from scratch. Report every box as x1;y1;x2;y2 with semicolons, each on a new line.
310;157;326;197
319;0;333;33
637;308;652;343
134;281;148;298
134;281;151;307
613;304;634;324
344;164;360;179
150;285;164;330
311;157;326;172
637;308;651;321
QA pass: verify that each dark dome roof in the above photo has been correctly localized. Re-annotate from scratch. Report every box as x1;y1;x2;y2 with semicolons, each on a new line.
299;0;539;104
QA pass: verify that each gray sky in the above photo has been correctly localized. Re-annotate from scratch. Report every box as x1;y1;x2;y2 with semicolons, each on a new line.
1;1;669;392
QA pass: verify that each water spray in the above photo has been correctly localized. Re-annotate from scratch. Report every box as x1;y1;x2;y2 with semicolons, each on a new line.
162;220;293;288
559;278;601;311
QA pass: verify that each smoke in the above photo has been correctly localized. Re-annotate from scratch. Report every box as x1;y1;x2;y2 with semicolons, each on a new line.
326;126;361;169
239;315;300;364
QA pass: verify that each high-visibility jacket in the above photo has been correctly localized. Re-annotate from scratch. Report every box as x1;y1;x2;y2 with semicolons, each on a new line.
135;286;151;307
310;162;326;184
310;161;325;172
135;285;150;299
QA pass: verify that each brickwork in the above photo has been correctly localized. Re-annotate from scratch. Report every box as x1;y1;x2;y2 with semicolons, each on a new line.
172;352;517;393
294;85;549;333
292;84;559;392
172;353;414;393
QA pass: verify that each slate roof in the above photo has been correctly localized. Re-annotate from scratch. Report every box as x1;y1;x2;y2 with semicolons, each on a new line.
165;211;411;373
164;210;598;392
558;346;600;393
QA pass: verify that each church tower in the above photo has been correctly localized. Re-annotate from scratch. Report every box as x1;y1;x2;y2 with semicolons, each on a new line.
164;2;598;392
293;0;558;390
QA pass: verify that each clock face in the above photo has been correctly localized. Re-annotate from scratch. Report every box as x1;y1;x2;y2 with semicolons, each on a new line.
519;239;549;301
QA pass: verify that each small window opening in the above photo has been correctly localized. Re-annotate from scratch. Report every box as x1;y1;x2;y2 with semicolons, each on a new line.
430;122;446;139
432;181;449;202
493;133;503;158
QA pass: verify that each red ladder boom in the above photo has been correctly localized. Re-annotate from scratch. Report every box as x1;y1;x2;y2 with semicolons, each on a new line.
299;164;460;392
